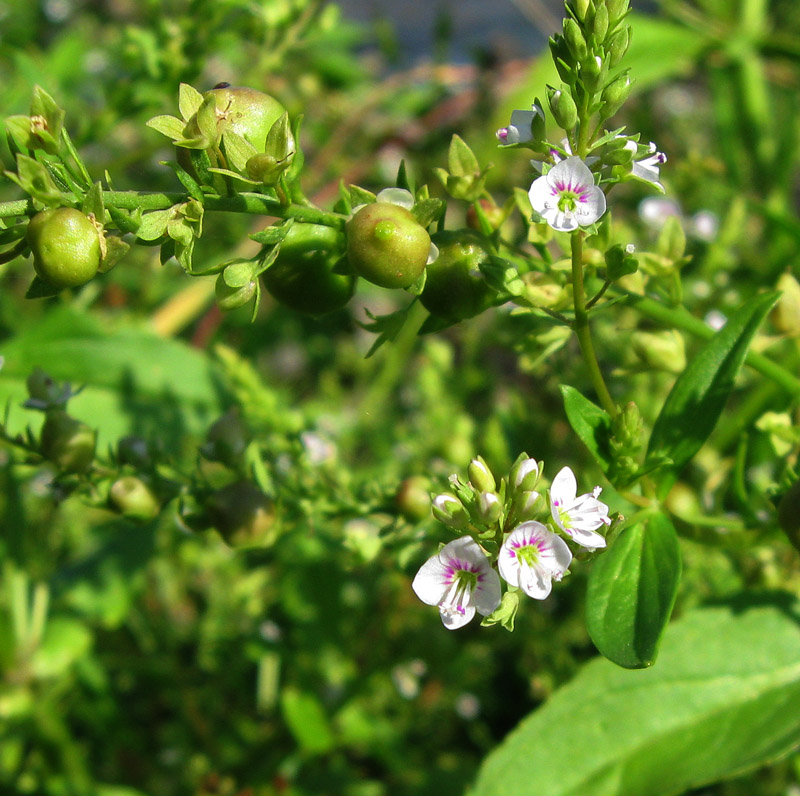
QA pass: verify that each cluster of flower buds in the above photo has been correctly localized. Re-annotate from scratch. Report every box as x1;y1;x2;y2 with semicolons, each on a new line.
414;454;612;630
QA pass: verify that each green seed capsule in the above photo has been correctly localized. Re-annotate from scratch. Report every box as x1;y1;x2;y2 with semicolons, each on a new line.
40;410;96;474
27;208;101;288
206;481;276;548
110;476;159;520
346;203;430;289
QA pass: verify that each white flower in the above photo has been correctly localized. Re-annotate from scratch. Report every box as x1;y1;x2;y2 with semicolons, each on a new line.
625;140;667;191
549;466;610;549
496;104;544;145
528;157;606;232
412;536;501;630
498;522;572;600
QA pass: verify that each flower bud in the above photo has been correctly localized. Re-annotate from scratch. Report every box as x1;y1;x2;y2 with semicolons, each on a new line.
117;435;154;469
630;329;686;375
607;27;630;67
246;152;293;186
511;489;540;521
202;409;249;466
778;481;800;552
509;457;540;493
468;456;496;493
432;494;470;529
476;492;502;525
581;55;605;91
40;410;96;474
599;73;632;118
215;266;257;311
548;88;578;131
591;4;609;43
396;476;433;522
570;0;593;24
26;367;66;408
206;481;276;548
614;401;644;449
773;273;800;337
563;18;588;60
606;0;630;24
110;476;159;520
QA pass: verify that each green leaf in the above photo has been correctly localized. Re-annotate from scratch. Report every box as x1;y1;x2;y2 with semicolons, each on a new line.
25;276;63;299
560;385;612;472
586;512;681;668
280;686;336;755
7;154;64;205
178;82;204;121
448;134;480;177
471;594;800;796
145;114;185;141
31;616;92;678
646;292;778;499
81;181;105;220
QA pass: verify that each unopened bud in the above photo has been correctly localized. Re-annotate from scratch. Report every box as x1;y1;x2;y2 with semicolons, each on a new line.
202;409;249;466
581;55;604;90
477;492;502;524
613;401;643;450
592;4;609;43
468;456;496;493
548;88;578;131
40;410;96;474
511;489;540;521
607;27;630;67
571;0;593;23
509;456;540;492
432;494;470;529
773;272;800;337
607;0;630;24
396;476;433;522
600;72;632;118
110;476;159;520
631;329;686;374
563;18;588;60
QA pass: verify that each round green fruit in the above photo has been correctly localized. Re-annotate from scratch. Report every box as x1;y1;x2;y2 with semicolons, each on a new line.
206;83;286;151
40;410;96;474
419;230;494;321
206;481;276;548
346;203;430;289
27;208;101;288
110;476;159;520
264;249;356;315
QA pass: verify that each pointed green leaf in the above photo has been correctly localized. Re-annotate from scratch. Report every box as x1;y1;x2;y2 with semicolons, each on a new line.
646;292;779;498
448;134;480;177
145;115;185;141
81;181;105;221
472;594;800;796
586;512;681;668
178;83;204;121
560;385;612;472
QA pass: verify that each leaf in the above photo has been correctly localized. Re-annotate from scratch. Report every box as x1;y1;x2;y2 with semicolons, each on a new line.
448;134;480;177
81;181;105;220
145;114;185;140
560;385;612;472
357;304;413;358
471;594;800;796
280;686;335;755
25;276;63;299
178;82;204;121
31;616;92;678
646;292;778;499
7;154;64;205
586;512;681;669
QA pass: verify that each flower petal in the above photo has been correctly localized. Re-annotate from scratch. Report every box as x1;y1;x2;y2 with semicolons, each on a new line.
377;187;414;209
539;531;573;576
518;564;552;600
550;466;577;507
441;603;476;630
473;568;502;617
547;156;595;192
566;525;607;550
412;554;451;606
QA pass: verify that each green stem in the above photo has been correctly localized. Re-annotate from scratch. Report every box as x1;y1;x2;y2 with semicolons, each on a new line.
0;191;346;228
623;292;800;396
571;233;617;416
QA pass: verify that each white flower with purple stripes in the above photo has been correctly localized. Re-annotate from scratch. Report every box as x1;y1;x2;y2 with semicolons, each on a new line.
412;536;501;630
499;521;572;600
549;466;611;550
528;156;606;232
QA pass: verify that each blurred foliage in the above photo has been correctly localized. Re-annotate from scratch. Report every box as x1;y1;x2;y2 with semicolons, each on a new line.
1;0;800;795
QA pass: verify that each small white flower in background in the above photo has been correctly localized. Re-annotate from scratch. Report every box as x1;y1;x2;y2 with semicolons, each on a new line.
639;196;681;228
499;521;572;600
549;466;611;550
528;157;606;232
412;536;501;630
690;210;719;242
496;104;544;145
625;140;667;192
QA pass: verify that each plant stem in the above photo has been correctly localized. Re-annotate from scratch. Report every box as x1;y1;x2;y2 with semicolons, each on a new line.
0;191;346;228
623;292;800;396
571;232;617;416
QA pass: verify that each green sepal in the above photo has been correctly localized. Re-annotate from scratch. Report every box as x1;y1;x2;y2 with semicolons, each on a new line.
6;155;64;206
98;236;130;274
411;198;444;228
81;181;105;221
178;83;204;121
25;275;63;299
145;115;185;141
481;590;520;631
